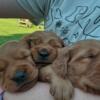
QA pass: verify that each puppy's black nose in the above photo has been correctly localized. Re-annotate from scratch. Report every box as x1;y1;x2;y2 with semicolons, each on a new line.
12;71;28;85
38;48;49;57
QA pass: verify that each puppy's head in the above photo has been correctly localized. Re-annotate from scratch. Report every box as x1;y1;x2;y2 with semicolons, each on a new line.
22;31;65;66
57;39;100;93
67;40;100;76
0;41;38;92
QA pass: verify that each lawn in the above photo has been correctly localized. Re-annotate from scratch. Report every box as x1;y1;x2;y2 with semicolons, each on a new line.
0;18;44;45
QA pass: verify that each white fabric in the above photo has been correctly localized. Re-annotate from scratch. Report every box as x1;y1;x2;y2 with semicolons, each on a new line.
4;82;100;100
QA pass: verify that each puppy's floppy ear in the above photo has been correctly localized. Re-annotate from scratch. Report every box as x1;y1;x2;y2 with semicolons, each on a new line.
60;39;65;47
51;47;70;78
14;49;31;59
26;38;33;48
21;34;34;48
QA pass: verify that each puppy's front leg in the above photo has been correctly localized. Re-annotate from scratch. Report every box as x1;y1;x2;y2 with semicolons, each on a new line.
39;66;74;100
50;75;74;100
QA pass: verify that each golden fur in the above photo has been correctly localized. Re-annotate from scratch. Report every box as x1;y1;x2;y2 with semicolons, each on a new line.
47;39;100;96
1;31;100;100
0;41;38;92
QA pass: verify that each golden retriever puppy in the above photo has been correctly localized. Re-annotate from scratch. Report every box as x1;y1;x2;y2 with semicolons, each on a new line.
67;39;100;94
0;31;72;100
0;41;38;92
47;39;100;96
21;31;74;100
21;31;65;66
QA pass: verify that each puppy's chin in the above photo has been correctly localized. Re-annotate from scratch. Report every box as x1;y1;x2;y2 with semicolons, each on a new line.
3;79;37;93
34;58;56;68
3;76;38;93
32;51;58;66
35;59;53;64
15;78;38;92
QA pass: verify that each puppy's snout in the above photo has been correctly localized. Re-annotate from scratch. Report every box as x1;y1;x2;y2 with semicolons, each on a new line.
38;48;50;58
12;71;28;85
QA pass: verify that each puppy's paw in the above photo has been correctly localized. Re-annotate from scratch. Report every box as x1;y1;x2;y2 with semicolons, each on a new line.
50;77;74;100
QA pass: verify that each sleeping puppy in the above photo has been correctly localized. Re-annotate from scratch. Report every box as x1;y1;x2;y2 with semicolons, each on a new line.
0;31;71;100
67;39;100;94
21;31;74;100
21;31;65;66
0;41;38;92
45;39;100;96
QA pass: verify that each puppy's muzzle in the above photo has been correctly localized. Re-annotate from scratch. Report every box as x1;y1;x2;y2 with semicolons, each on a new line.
12;71;28;85
38;48;50;59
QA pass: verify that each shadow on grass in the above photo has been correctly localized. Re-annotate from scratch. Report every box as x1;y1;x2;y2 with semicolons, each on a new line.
0;33;28;45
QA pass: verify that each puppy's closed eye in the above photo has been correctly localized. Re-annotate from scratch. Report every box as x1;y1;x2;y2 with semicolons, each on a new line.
27;37;43;48
83;54;96;59
48;39;63;48
82;50;99;59
13;49;30;59
32;38;43;45
74;49;99;62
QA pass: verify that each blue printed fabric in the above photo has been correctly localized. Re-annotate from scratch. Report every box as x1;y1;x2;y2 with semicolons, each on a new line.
17;0;100;45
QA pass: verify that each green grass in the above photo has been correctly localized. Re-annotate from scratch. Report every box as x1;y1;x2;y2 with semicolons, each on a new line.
0;18;44;45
